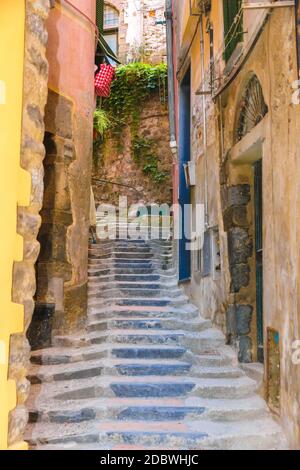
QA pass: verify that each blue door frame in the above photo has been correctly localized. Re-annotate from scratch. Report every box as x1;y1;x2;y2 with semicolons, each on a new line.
178;67;191;282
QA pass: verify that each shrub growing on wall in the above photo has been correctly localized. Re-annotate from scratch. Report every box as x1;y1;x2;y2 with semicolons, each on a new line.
93;62;168;182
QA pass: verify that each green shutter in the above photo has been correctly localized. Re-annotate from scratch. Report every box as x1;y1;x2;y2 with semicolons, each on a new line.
95;0;121;65
223;0;243;62
96;0;104;34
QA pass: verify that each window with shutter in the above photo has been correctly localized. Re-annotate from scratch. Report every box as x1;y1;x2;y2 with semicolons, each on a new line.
223;0;243;62
96;0;104;34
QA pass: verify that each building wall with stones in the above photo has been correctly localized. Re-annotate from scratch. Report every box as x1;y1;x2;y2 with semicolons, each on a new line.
173;0;300;449
0;0;50;450
93;0;172;209
93;96;173;207
106;0;167;64
1;0;95;449
32;0;95;341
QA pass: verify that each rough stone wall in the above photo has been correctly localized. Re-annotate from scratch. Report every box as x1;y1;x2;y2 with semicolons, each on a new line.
31;1;95;340
94;2;170;209
105;0;166;64
142;0;167;64
177;5;300;448
8;0;50;448
219;10;300;447
93;96;173;207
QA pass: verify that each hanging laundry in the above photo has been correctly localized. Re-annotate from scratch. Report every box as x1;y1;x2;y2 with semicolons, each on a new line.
94;64;115;98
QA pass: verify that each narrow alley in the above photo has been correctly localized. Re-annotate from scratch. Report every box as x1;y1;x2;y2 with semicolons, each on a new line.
25;221;284;450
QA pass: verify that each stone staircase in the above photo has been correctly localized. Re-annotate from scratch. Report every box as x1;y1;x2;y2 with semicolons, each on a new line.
24;234;286;450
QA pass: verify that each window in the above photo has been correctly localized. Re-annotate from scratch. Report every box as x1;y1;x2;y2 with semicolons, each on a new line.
104;5;119;29
223;0;243;62
96;2;119;66
103;5;119;62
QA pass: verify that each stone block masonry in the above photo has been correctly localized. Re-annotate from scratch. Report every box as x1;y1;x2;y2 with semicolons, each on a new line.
7;0;50;449
93;96;173;207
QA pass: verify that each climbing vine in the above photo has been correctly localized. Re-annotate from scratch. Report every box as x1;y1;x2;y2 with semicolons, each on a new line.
132;136;167;184
93;62;168;182
103;62;167;136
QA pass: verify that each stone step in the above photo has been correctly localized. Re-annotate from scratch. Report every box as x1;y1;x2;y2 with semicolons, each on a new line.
53;328;224;351
88;281;176;289
89;268;156;275
88;302;199;317
27;373;257;402
28;358;193;383
89;246;152;253
27;395;270;425
52;328;220;351
88;288;182;299
87;317;211;333
25;418;283;450
30;344;191;365
29;359;242;384
88;274;162;281
26;235;286;451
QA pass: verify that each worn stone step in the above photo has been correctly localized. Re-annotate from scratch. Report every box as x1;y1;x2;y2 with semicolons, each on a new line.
107;297;187;308
30;344;191;365
27;374;258;403
87;317;211;333
27;395;269;426
25;418;283;450
65;329;224;351
88;280;178;288
88;288;182;300
111;345;188;360
88;308;199;322
89;247;152;254
88;274;162;282
26;235;286;450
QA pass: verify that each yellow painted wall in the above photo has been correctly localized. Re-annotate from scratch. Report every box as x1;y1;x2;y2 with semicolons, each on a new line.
0;0;30;451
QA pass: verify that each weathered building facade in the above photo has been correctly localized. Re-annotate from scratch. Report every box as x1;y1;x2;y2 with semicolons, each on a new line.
100;0;167;64
172;0;300;449
0;0;95;450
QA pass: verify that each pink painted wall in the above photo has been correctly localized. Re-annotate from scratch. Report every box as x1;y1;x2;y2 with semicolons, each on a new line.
46;0;96;117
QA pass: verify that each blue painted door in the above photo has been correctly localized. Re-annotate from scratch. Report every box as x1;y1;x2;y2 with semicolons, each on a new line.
178;67;191;282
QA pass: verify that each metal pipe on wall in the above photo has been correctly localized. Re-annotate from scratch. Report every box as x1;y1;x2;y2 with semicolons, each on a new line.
165;0;177;149
295;0;300;78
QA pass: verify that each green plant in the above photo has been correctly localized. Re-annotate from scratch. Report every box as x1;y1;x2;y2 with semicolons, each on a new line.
133;136;167;184
103;62;168;137
93;63;168;184
93;108;110;137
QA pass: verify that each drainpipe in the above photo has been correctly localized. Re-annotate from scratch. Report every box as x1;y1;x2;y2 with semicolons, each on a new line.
165;0;177;155
199;15;209;228
295;0;300;79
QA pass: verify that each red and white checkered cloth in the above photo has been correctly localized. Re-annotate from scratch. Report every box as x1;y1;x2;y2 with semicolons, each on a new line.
94;64;115;98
